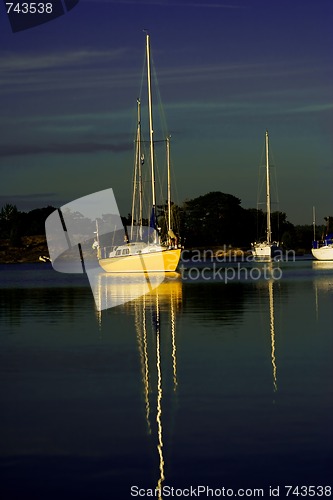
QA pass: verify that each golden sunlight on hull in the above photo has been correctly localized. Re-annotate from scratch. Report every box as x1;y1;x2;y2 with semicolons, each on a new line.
92;272;182;322
99;248;181;273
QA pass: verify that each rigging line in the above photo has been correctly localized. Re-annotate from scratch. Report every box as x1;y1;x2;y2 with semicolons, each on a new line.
129;51;147;157
150;53;169;141
130;51;147;230
256;145;266;240
269;145;280;205
138;46;147;108
168;153;181;229
256;145;266;209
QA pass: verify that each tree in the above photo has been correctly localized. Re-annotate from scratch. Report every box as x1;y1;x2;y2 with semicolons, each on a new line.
19;206;55;236
0;203;20;241
181;191;245;247
0;203;18;221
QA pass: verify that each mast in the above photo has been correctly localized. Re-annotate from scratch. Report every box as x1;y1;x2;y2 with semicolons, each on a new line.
146;33;157;215
312;206;316;241
265;130;272;245
131;99;143;240
166;135;171;233
137;99;143;236
95;219;101;259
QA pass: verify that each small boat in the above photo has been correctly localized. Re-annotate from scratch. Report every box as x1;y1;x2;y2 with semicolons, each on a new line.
312;213;333;261
251;130;280;260
312;243;333;261
96;34;181;273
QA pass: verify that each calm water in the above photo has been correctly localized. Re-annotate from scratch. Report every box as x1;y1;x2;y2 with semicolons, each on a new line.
0;260;332;499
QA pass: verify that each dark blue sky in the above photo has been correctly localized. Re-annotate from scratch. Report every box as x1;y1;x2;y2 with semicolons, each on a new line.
0;0;332;224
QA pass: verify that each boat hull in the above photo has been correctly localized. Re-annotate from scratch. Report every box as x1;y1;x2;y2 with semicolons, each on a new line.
251;243;280;260
99;248;181;273
251;244;272;259
311;246;333;261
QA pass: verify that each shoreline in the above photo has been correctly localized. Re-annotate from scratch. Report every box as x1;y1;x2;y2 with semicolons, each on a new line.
0;236;311;265
0;235;49;264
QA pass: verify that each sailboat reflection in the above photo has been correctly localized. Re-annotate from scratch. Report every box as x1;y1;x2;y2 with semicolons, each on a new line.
258;267;278;393
90;271;180;312
312;260;333;272
94;275;182;497
133;279;182;497
268;279;278;393
312;261;333;319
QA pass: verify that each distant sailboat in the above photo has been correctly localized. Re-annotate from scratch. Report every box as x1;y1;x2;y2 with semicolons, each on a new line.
312;212;333;261
251;130;280;260
96;34;181;273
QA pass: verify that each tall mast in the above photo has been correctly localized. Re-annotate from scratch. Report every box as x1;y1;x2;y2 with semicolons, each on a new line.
166;135;171;232
312;206;316;241
131;98;143;240
137;99;143;234
146;33;156;212
265;130;271;245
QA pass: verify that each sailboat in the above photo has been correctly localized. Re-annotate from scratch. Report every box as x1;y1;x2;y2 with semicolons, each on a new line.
312;212;333;261
251;130;280;260
96;34;181;273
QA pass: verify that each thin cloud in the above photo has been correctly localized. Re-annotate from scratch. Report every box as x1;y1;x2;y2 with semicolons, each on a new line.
156;59;332;86
0;48;129;72
2;56;327;97
288;103;333;114
0;56;140;95
0;193;57;201
166;98;333;118
11;111;133;125
0;141;132;158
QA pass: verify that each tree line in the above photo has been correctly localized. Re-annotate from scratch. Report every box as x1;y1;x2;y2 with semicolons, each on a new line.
1;192;330;252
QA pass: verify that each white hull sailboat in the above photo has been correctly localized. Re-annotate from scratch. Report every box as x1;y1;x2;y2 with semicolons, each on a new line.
96;34;181;273
312;213;333;261
312;246;333;261
251;130;279;260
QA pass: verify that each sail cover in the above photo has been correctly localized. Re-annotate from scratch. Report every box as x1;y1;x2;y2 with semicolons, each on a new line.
149;206;157;230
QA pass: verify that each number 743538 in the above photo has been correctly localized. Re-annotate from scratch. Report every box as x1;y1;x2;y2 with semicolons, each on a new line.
6;3;53;14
